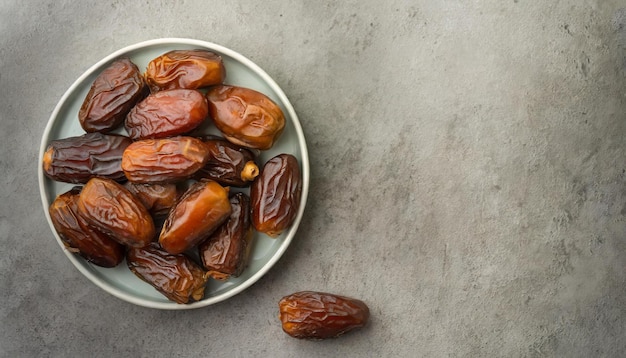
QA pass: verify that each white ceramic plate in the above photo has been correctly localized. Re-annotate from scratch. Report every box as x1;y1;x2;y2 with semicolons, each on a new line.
38;38;309;309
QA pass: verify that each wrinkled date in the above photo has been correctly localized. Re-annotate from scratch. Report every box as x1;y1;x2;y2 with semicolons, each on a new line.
127;243;208;304
123;182;179;218
42;132;132;184
77;177;155;248
125;89;208;140
79;57;147;133
159;180;231;254
49;187;124;267
121;136;210;184
196;136;259;187
206;85;285;150
279;291;370;339
251;154;302;237
145;50;225;92
200;193;253;280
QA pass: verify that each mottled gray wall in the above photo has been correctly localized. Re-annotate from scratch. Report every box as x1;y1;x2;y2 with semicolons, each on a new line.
1;1;626;357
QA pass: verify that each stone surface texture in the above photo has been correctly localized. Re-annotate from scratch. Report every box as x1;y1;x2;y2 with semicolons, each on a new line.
1;1;626;357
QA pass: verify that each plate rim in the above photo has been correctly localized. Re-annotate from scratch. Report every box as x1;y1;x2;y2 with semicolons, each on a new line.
37;37;310;310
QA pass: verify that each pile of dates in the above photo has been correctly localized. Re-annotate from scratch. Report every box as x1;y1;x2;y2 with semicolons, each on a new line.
43;50;303;304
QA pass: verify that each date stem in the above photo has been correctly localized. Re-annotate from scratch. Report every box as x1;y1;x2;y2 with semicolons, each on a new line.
241;161;259;182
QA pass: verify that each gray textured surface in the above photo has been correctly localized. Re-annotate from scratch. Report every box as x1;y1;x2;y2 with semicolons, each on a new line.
2;0;626;356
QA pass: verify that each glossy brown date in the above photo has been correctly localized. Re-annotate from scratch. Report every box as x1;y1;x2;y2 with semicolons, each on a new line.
206;85;285;150
79;57;147;133
199;193;253;280
278;291;370;339
77;177;155;248
127;243;208;304
124;182;179;217
159;180;231;254
251;154;302;237
145;50;225;92
121;136;210;184
124;89;208;140
42;132;132;184
196;136;259;187
49;187;124;267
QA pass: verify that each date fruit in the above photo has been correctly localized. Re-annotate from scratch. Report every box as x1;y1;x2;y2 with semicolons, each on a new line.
206;85;285;150
49;187;124;267
121;136;210;184
77;177;155;248
251;154;302;237
79;57;147;133
125;89;208;140
42;132;132;184
127;243;208;304
145;50;225;92
200;193;253;280
124;182;179;217
196;136;259;187
278;291;370;339
159;180;231;254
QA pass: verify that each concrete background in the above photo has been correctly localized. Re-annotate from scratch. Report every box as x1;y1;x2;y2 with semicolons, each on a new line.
2;0;626;356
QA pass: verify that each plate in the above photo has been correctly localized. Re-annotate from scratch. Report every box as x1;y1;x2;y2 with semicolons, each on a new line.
38;38;309;309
